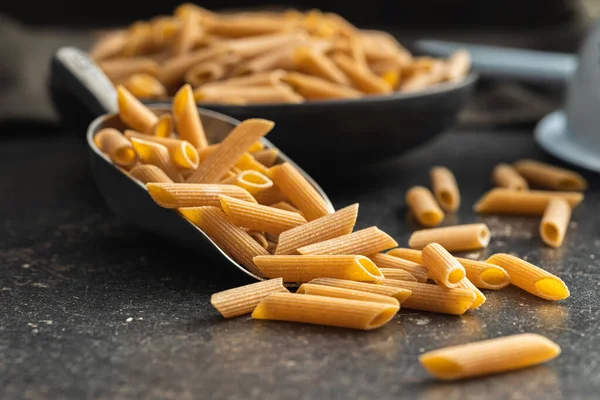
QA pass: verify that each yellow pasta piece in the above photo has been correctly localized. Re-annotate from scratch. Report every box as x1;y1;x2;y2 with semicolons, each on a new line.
379;268;418;282
430;166;460;212
381;279;475;315
297;226;398;256
248;231;269;249
492;163;528;191
293;46;349;85
420;333;561;380
268;162;332;221
514;159;587;191
129;137;182;182
234;153;269;175
486;253;569;300
474;188;583;215
385;248;424;263
369;253;428;283
268;201;301;215
124;130;198;169
93;128;138;167
179;206;269;275
405;186;445;227
158;46;227;89
186;119;274;183
129;164;173;184
146;183;256;208
408;223;491;252
219;195;307;235
332;53;392;94
211;278;288;318
421;243;465;288
455;277;486;309
445;49;471;82
195;84;304;104
540;198;571;248
117;85;158;134
282;72;361;100
173;84;209;149
297;283;400;306
308;277;412;303
233;47;296;76
275;203;358;255
252;149;279;167
253;185;289;205
98;57;159;82
247;142;265;153
153;113;174;138
253;254;383;283
121;73;167;99
223;170;273;195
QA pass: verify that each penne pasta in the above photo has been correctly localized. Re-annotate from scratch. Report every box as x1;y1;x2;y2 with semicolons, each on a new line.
369;253;428;283
455;276;486;309
158;46;227;89
248;231;269;249
130;137;182;182
253;148;279;167
540;198;571;248
252;292;399;330
248;141;265;153
224;170;273;194
513;159;587;191
233;47;296;76
268;201;301;215
253;185;288;205
385;248;424;264
98;57;159;82
89;30;128;61
129;164;173;184
297;226;398;256
379;268;418;282
121;73;167;99
194;84;304;104
297;283;400;306
146;183;256;208
185;62;227;87
420;333;561;380
173;84;209;149
308;277;412;303
293;46;349;85
282;72;361;100
332;53;392;94
93;128;139;167
421;243;465;288
253;254;383;283
170;12;197;57
486;253;569;300
207;16;291;38
124;130;199;169
445;49;471;82
474;188;584;215
153;113;174;138
430;166;460;212
224;33;303;59
408;223;491;252
201;70;286;88
211;278;288;318
492;163;529;191
400;60;447;92
117;85;158;134
233;153;269;175
405;186;445;227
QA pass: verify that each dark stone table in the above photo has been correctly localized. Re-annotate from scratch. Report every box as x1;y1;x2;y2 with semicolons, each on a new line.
1;128;599;400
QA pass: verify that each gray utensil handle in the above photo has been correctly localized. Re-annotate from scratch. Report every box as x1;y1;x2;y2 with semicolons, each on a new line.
412;40;577;87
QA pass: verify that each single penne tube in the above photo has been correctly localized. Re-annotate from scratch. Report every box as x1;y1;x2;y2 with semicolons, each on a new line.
226;170;273;194
129;164;173;184
98;57;159;82
308;277;412;303
253;148;279;167
253;185;288;205
170;12;197;56
173;84;209;149
540;198;571;248
455;277;486;309
211;278;288;318
445;49;471;82
513;159;587;191
268;162;333;221
282;72;361;100
252;292;398;330
219;195;307;235
379;268;418;282
206;16;291;38
292;46;349;85
153;113;174;138
146;183;256;208
194;85;304;104
93;128;138;167
332;53;392;94
268;201;301;215
369;253;428;283
149;17;179;50
223;33;303;59
121;73;167;99
248;231;269;249
486;253;570;300
124;130;199;169
297;283;399;306
184;62;227;87
201;70;287;88
421;243;466;288
430;166;460;212
420;333;561;380
408;223;491;252
117;85;159;134
186;119;275;183
405;186;445;227
129;138;182;182
158;46;227;89
492;163;529;190
473;188;584;215
275;203;358;255
253;254;384;283
89;30;127;61
297;226;398;256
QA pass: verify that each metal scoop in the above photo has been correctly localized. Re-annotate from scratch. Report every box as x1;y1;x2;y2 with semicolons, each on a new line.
49;47;333;280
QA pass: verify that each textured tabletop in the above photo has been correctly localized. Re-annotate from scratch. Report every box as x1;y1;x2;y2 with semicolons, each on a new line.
1;129;599;400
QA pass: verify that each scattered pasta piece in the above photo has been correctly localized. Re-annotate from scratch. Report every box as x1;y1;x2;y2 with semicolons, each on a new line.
408;223;491;252
421;243;465;288
369;253;428;283
308;277;412;303
297;226;398;256
455;277;486;309
540;198;571;248
211;278;288;318
297;283;400;306
406;186;445;227
492;163;528;191
514;159;587;191
153;113;174;138
430;166;460;212
147;183;256;208
474;188;583;215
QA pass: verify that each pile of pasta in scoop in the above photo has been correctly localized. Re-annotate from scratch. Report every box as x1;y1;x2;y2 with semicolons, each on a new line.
89;4;471;105
95;85;572;381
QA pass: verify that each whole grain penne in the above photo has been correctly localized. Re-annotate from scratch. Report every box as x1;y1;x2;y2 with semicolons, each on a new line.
158;46;227;89
117;85;159;134
94;128;139;167
492;163;528;191
224;33;303;59
202;70;287;88
248;231;269;249
421;243;465;288
130;138;182;182
297;226;398;256
308;277;412;303
153;113;174;138
540;198;571;248
121;73;167;99
430;166;460;212
293;46;349;85
268;201;301;215
282;72;361;100
179;206;268;275
225;170;273;194
219;195;307;235
474;188;583;215
211;278;288;318
170;12;197;56
455;276;486;309
514;159;587;191
297;283;399;306
129;164;173;184
121;21;154;57
253;148;279;167
234;153;269;175
89;30;128;61
195;84;304;104
379;268;418;282
146;183;256;208
185;62;227;87
252;292;398;330
253;185;288;205
98;57;159;82
405;186;445;227
445;49;471;82
124;130;199;169
207;16;291;38
420;333;561;380
408;223;491;252
253;254;383;283
332;53;392;94
369;253;428;283
173;84;209;149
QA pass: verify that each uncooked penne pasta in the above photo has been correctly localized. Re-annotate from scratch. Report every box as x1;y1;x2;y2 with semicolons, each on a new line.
253;149;279;167
247;141;265;153
224;170;273;194
234;153;269;175
405;186;445;227
455;276;486;309
211;278;288;318
385;248;424;264
233;47;296;76
248;231;269;249
474;188;584;215
170;12;197;56
117;85;158;134
185;62;227;87
332;53;392;94
129;164;173;184
252;292;399;330
153;113;174;138
379;268;418;282
276;203;358;255
445;49;471;82
297;226;398;256
308;277;412;303
173;84;209;149
420;333;561;380
253;254;383;283
179;206;269;275
269;162;332;221
158;46;226;89
540;198;571;248
89;30;127;61
492;163;528;191
194;85;304;104
430;166;460;212
121;73;167;99
98;57;159;82
186;119;275;183
268;201;301;215
297;283;400;306
408;223;491;252
369;253;428;283
253;185;288;205
282;72;361;100
94;128;138;167
207;16;291;38
486;253;569;300
130;138;182;182
224;33;303;59
219;195;307;235
146;183;256;208
421;243;465;288
124;130;199;169
514;159;587;191
293;47;349;85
